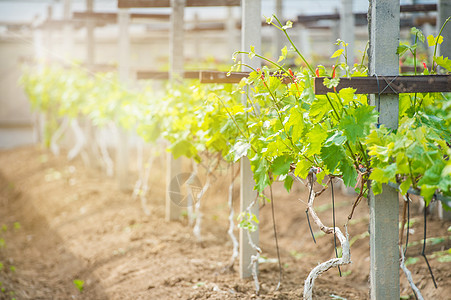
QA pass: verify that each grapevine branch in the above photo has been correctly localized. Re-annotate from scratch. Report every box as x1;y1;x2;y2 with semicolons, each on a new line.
139;148;154;216
245;195;262;294
225;163;240;270
303;173;351;300
404;194;412;256
330;179;342;277
192;158;214;243
421;200;437;288
50;117;70;156
132;140;144;200
400;194;421;300
400;245;424;300
96;125;114;177
185;162;198;226
346;173;368;222
132;141;153;215
271;15;315;75
67;118;88;163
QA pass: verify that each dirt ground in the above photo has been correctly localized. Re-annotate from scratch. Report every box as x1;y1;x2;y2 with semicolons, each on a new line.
0;145;450;300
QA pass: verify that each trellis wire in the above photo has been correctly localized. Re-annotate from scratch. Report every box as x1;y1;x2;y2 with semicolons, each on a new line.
421;198;438;289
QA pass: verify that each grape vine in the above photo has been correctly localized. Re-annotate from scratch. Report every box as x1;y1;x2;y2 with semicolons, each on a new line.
19;17;451;299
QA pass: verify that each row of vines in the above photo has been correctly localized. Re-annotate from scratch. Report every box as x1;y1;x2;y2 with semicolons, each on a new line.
20;18;451;299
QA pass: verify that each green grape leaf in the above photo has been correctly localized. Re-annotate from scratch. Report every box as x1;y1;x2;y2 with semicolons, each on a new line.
420;185;437;205
169;140;200;162
272;155;292;175
338;88;357;105
369;164;397;184
324;131;347;147
294;159;312;179
278;46;288;62
369;168;386;183
417;161;444;187
340;105;378;143
321;144;346;173
266;16;274;24
427;34;443;47
331;49;344;59
309;96;330;122
282;20;293;30
284;175;294;192
231;141;251;162
399;177;412;195
411;27;425;43
433;56;451;72
286;106;305;142
324;78;340;88
371;180;382;195
316;169;326;184
439;164;451;196
251;156;270;192
397;44;410;56
305;124;328;156
341;158;357;187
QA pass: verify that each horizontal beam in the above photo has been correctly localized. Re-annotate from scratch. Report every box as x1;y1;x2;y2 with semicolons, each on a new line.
400;65;423;74
297;4;436;24
297;13;340;23
35;19;230;31
414;16;436;26
400;4;437;13
314;75;451;95
200;71;249;83
73;11;170;22
136;71;200;80
188;22;225;31
199;71;291;84
387;182;451;206
118;0;240;8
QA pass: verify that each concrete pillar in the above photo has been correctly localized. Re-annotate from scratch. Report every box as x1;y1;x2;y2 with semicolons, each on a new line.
86;0;94;66
274;0;284;59
166;0;185;221
63;0;73;60
368;1;400;299
437;0;451;220
117;8;131;191
240;0;261;279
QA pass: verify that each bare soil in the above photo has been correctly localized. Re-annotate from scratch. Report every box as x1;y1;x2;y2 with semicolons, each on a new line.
0;145;450;299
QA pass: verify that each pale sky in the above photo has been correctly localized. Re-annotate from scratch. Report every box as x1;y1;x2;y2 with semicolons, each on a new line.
0;0;434;23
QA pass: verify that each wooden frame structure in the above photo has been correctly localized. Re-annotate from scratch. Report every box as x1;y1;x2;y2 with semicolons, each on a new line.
29;0;451;297
118;0;240;8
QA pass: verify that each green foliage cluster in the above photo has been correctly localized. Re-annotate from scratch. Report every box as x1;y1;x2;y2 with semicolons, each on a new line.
20;21;450;208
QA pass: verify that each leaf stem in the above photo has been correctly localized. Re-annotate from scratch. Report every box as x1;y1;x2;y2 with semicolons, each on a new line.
272;15;316;75
215;95;258;154
432;16;451;72
325;94;341;122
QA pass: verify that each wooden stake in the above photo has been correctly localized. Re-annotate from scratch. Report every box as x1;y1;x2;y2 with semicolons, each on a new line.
368;1;400;299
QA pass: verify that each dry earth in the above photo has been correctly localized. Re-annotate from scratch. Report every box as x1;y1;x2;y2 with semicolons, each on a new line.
0;145;450;299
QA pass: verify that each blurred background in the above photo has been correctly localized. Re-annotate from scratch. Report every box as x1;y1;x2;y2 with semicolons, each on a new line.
0;0;438;148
